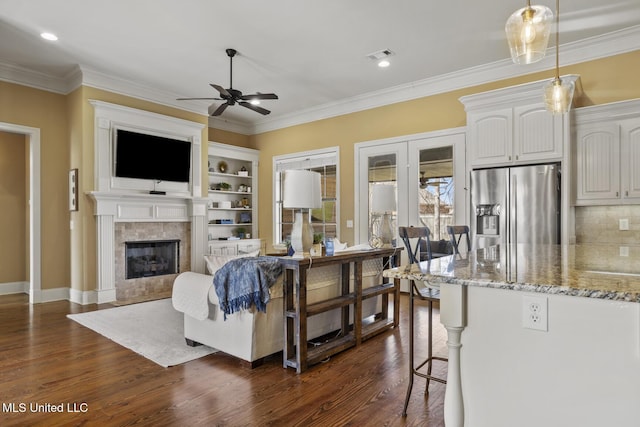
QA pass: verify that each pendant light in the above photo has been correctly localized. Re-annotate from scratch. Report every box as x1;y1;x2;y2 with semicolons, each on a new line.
543;0;575;114
505;0;553;64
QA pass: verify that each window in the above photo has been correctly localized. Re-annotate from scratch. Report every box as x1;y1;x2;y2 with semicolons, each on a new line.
274;148;339;245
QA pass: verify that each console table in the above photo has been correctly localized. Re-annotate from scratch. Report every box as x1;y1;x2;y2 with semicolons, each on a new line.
278;247;401;373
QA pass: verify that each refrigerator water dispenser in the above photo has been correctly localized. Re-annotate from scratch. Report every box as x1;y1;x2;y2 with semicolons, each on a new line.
476;204;500;235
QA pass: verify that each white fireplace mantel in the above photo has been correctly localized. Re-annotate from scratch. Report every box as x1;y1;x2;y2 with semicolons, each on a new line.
89;191;208;303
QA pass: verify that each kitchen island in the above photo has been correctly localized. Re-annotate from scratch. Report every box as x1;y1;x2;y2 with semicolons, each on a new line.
385;244;640;427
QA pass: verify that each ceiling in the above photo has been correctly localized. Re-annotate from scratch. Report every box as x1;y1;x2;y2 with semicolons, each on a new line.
1;0;639;134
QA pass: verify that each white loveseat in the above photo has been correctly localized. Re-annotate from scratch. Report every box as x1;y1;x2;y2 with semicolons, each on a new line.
172;255;384;367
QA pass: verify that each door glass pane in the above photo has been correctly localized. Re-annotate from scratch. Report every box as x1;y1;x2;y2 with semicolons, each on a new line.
368;154;397;246
310;165;337;240
418;147;453;241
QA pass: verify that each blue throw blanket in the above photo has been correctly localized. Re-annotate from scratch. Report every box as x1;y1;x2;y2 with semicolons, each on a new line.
213;256;283;320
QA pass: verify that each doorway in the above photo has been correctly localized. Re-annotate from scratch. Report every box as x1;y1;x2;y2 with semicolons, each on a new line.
0;122;41;303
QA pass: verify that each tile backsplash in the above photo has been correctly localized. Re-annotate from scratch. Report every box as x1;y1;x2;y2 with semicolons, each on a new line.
575;205;640;244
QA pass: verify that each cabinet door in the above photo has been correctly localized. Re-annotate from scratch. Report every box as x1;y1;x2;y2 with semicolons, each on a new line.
208;242;238;255
575;123;620;203
514;104;563;163
621;117;640;201
469;108;512;167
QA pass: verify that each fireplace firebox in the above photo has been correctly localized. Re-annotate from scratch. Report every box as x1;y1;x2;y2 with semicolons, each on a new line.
125;239;179;279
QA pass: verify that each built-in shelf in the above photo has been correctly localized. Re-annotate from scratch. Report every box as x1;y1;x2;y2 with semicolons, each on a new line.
207;142;260;252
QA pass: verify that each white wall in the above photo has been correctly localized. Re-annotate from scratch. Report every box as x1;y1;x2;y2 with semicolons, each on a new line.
460;286;640;427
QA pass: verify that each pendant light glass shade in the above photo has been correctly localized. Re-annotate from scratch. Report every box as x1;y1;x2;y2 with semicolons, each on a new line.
544;77;575;114
543;0;575;114
505;3;553;64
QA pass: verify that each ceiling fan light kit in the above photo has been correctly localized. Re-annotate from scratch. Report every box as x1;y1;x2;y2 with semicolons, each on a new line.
505;0;552;64
177;48;278;116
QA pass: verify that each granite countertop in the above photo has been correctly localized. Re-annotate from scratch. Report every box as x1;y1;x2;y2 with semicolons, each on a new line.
383;244;640;303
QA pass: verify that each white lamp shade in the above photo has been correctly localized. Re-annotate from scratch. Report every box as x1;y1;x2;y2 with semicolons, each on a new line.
371;184;396;213
283;170;322;209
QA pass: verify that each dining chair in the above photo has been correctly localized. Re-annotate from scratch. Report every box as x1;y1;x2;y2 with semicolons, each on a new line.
447;225;471;254
398;226;447;417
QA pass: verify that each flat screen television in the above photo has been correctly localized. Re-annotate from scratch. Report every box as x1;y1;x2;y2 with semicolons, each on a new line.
114;129;191;183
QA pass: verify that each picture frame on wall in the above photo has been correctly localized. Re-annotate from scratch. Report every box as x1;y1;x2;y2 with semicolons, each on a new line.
69;168;78;211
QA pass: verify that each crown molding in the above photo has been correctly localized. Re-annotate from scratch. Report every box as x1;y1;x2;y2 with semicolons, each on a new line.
1;25;638;135
207;116;254;135
251;25;640;134
79;66;209;116
0;61;71;94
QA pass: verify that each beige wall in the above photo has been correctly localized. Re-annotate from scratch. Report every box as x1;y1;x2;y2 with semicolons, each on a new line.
250;50;640;251
0;81;69;290
0;131;27;282
209;128;252;148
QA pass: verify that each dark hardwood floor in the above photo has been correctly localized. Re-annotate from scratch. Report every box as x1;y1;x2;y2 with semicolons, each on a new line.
0;293;447;426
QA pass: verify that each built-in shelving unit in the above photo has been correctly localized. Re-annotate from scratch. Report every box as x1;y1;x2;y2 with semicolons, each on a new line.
207;142;261;255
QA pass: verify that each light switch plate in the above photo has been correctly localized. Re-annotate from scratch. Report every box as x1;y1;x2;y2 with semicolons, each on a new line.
619;219;629;230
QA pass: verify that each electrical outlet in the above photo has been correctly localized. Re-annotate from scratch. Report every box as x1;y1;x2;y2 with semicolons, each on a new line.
619;219;629;231
522;295;548;331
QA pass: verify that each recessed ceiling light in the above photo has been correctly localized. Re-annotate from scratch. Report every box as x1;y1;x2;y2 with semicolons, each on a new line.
40;32;58;41
366;49;394;68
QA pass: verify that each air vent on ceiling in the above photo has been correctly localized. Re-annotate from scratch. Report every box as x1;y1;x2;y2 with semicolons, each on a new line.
366;49;394;61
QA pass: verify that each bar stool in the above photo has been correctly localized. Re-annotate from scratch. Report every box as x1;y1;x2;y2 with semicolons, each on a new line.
398;226;447;417
447;225;471;254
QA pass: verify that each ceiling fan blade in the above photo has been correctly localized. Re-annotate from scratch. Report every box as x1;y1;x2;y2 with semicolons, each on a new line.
239;101;271;115
211;103;229;116
210;84;231;98
176;97;223;101
241;93;279;101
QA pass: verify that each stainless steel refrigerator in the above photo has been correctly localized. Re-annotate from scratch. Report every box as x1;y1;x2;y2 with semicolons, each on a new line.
470;164;560;249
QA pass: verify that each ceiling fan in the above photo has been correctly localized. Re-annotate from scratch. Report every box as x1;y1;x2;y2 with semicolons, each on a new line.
177;48;278;116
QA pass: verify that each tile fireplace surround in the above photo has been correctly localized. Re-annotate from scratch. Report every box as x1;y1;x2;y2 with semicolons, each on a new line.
115;223;189;303
88;101;207;304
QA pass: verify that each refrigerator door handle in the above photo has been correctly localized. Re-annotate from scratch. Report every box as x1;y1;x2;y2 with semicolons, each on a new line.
511;174;517;245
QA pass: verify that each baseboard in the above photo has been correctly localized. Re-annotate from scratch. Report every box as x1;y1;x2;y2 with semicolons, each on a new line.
0;281;28;295
39;287;71;303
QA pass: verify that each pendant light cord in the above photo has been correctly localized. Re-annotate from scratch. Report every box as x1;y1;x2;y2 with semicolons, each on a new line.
555;0;560;80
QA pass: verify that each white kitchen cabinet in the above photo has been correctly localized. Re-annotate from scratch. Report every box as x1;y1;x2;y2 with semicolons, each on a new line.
575;123;620;202
467;108;512;166
461;79;571;168
574;100;640;205
207;142;262;253
514;103;563;163
621;118;640;200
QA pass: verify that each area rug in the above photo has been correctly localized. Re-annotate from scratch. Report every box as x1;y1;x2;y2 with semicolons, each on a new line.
67;298;217;367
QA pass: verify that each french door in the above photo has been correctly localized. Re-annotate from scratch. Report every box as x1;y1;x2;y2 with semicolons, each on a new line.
356;129;467;248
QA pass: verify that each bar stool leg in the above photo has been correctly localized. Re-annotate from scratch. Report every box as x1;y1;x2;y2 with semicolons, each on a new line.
402;284;415;417
425;299;433;394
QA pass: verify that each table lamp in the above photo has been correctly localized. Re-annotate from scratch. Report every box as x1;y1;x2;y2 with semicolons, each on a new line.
371;184;396;247
283;170;322;256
